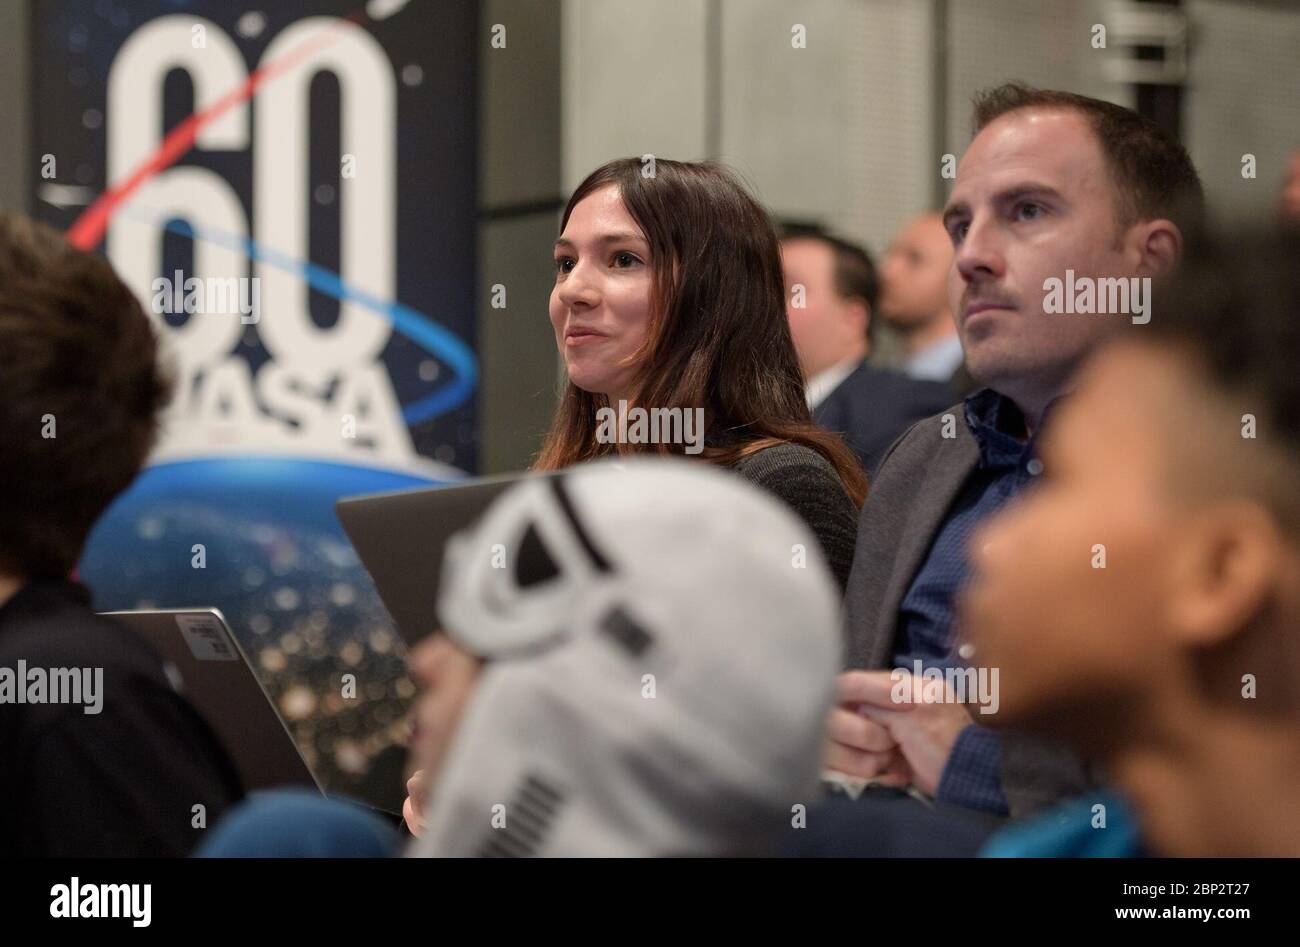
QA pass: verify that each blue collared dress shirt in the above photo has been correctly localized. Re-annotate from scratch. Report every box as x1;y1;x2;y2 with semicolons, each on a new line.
892;387;1050;815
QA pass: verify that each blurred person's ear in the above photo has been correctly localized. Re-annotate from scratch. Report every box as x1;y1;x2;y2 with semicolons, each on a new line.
1126;218;1182;278
844;297;870;339
0;575;22;608
1165;500;1285;648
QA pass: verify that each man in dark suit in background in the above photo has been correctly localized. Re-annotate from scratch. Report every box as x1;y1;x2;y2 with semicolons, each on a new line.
823;83;1204;827
781;225;951;476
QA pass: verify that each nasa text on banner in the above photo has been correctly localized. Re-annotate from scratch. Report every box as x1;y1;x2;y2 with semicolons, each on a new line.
31;0;479;811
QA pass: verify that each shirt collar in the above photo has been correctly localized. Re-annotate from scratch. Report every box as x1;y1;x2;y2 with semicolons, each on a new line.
963;388;1052;470
905;332;964;382
805;357;863;410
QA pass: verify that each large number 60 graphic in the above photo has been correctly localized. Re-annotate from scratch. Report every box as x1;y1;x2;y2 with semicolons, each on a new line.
106;15;396;395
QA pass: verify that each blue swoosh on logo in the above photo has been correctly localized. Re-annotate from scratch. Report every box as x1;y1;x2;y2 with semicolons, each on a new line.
155;217;477;425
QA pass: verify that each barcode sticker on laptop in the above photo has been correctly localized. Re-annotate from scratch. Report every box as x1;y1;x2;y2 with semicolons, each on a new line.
176;614;239;661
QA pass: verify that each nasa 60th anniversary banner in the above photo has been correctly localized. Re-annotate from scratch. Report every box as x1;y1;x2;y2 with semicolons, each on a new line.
29;0;479;812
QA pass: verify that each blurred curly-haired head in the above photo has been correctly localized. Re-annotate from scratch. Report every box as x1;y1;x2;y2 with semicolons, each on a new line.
1138;226;1300;534
0;213;173;579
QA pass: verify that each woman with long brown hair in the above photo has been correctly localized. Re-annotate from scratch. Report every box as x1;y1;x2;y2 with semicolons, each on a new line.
537;157;865;589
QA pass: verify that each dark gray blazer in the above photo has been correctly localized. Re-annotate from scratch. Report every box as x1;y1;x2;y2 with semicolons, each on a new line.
842;405;1095;817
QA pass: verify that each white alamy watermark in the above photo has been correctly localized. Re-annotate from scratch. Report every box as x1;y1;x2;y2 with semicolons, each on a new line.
890;661;1000;715
595;400;705;455
1;663;103;715
50;878;151;928
1042;270;1151;325
151;270;261;325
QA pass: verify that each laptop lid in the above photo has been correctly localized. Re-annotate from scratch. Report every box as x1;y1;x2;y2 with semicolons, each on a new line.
335;471;546;646
103;607;322;796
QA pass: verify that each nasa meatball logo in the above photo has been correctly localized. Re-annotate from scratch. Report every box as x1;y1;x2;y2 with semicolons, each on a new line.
33;0;479;809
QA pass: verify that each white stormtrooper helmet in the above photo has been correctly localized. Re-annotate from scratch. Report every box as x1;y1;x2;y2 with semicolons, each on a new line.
412;456;840;857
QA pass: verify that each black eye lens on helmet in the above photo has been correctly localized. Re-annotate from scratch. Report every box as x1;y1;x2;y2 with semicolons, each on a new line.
515;520;562;588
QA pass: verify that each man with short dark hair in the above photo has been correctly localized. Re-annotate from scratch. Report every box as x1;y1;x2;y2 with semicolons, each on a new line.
0;213;243;856
825;83;1204;822
780;226;951;475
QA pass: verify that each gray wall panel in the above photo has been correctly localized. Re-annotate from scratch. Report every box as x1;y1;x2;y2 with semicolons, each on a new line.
480;0;565;472
1185;0;1300;227
945;0;1125;156
718;0;934;258
482;0;564;211
479;212;564;473
561;0;711;190
0;1;30;214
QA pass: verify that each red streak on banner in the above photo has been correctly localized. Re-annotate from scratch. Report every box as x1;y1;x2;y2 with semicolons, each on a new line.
66;11;366;251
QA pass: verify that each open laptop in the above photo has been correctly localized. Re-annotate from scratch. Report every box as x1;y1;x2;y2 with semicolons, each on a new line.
335;470;548;646
107;607;406;820
104;608;322;797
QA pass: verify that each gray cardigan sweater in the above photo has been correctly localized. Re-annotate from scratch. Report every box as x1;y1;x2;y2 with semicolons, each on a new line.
731;442;859;593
